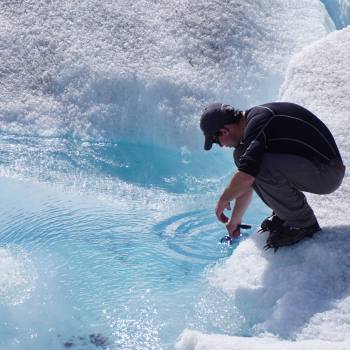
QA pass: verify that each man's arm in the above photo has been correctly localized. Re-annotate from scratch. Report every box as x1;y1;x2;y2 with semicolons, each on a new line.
221;171;255;201
226;188;253;236
215;170;255;223
231;187;253;223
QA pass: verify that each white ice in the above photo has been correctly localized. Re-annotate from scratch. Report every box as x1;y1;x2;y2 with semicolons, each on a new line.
0;0;333;147
176;25;350;350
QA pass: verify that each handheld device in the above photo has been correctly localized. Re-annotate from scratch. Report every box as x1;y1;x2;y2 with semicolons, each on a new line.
220;224;252;245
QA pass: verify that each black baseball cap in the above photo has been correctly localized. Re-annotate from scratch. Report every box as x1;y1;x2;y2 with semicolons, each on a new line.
200;102;236;150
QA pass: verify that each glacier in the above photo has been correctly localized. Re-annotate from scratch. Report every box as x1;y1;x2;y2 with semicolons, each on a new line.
0;0;350;349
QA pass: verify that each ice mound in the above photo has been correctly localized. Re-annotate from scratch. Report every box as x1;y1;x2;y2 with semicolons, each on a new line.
0;0;333;147
176;24;350;350
176;227;350;349
0;246;37;305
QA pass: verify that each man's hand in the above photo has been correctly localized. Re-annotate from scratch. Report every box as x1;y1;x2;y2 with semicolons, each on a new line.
226;219;241;238
215;198;231;223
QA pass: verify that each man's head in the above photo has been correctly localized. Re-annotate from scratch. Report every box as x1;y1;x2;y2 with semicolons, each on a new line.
200;102;245;150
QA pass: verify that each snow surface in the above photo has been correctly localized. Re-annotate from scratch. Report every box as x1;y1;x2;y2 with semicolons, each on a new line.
0;0;333;147
176;25;350;350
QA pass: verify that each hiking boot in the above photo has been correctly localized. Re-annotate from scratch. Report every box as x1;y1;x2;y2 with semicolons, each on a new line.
264;221;321;252
259;212;285;233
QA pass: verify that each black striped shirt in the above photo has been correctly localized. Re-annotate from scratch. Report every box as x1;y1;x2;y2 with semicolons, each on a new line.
234;102;342;177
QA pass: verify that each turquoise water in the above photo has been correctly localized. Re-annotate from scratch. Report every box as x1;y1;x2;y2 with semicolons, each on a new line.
0;137;268;349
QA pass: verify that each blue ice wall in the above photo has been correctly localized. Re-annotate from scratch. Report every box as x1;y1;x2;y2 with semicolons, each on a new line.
321;0;350;29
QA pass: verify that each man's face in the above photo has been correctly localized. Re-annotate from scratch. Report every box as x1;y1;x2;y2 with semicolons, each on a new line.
217;123;243;148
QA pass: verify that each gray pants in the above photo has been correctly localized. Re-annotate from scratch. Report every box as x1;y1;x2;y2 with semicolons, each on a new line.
246;153;345;227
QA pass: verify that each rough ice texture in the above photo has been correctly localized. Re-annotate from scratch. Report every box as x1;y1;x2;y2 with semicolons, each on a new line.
176;231;350;349
321;0;350;28
176;26;350;350
0;0;333;147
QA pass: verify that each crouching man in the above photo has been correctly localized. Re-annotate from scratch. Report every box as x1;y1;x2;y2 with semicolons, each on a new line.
200;102;346;250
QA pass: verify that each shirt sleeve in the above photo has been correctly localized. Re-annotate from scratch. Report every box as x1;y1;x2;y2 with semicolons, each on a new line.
237;107;273;177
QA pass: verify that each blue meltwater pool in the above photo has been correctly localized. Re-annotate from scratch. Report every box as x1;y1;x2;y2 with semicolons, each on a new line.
0;138;268;349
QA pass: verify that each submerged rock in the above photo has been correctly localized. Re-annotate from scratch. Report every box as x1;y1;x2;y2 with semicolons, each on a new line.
60;333;109;349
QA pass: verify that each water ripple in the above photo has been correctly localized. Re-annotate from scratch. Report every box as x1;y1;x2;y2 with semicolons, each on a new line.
153;209;232;264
